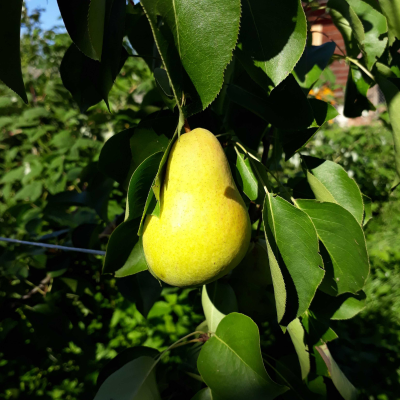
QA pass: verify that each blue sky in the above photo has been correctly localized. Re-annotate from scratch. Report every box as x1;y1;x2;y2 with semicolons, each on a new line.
25;0;64;31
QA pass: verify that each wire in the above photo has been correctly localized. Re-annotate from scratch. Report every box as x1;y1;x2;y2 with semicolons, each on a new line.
0;237;106;256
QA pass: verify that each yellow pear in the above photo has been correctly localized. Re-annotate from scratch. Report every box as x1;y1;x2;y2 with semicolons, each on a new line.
142;128;251;287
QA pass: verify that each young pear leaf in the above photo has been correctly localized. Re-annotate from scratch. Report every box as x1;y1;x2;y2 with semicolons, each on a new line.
303;156;364;225
0;0;27;103
295;200;370;296
197;313;288;399
378;0;400;45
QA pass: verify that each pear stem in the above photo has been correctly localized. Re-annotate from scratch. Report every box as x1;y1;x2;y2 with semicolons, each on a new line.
184;119;191;133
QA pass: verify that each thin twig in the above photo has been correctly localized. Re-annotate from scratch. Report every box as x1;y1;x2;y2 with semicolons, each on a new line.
0;237;106;256
310;30;346;56
23;275;51;299
347;57;375;81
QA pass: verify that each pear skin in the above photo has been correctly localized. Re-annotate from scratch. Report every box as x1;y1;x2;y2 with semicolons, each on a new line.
142;128;251;287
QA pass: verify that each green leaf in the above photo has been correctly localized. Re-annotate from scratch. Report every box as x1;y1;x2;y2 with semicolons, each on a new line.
88;0;106;61
117;271;163;318
344;64;375;118
362;194;372;226
0;0;27;103
60;44;128;112
114;238;148;278
57;0;99;60
94;356;161;400
125;152;164;221
14;182;43;202
154;68;173;97
279;99;339;159
378;0;400;45
103;218;141;275
303;156;364;225
377;76;400;179
315;344;358;400
294;43;337;92
327;0;365;59
197;313;288;399
191;388;217;400
202;281;238;333
141;0;241;116
98;129;135;184
312;290;367;320
227;75;314;130
263;194;324;323
295;200;369;296
97;346;159;389
287;318;310;380
235;149;258;201
240;0;307;89
346;0;388;70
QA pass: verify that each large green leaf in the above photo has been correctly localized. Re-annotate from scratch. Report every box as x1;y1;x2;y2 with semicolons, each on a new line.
295;200;369;296
303;156;364;225
279;99;338;160
287;318;310;380
379;0;400;45
263;194;324;322
97;346;159;388
197;313;288;399
191;388;217;400
94;356;161;400
227;75;314;131
0;0;27;103
294;43;336;92
88;0;106;60
240;0;307;89
377;76;400;179
202;281;238;333
141;0;241;116
346;0;388;70
315;344;358;400
60;44;128;112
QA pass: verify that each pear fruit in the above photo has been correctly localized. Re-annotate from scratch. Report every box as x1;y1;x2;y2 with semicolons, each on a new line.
142;128;251;287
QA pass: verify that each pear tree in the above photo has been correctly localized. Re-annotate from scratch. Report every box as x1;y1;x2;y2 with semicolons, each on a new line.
1;0;400;399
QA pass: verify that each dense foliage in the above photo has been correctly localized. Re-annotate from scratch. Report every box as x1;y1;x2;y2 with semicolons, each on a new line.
1;1;400;400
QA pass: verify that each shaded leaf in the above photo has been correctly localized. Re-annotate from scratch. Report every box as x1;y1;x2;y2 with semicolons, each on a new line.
240;0;307;89
88;0;106;60
295;200;369;296
315;344;358;400
287;318;310;380
191;388;217;400
117;271;162;317
202;281;238;333
94;356;161;400
114;238;148;278
279;99;338;160
294;43;337;92
154;68;173;97
198;313;288;399
362;194;372;226
227;75;314;130
263;194;324;323
303;156;364;225
97;346;159;389
0;0;27;103
60;44;128;112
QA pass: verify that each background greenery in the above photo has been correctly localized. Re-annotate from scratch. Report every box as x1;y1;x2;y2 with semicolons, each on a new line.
1;7;399;400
